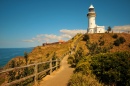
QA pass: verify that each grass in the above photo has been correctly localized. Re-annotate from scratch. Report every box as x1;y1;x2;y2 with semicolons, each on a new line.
2;33;130;85
68;71;103;86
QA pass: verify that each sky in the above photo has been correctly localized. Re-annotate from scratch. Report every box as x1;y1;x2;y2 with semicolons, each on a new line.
0;0;130;48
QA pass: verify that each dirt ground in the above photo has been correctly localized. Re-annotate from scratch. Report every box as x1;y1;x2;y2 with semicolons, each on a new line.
39;55;74;86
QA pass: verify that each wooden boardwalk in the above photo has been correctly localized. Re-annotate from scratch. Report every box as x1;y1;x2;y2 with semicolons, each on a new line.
39;55;74;86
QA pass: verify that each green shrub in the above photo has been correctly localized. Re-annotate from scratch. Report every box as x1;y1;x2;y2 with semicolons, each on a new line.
74;47;84;64
68;56;74;65
112;34;118;39
113;36;126;46
83;34;89;41
24;52;28;65
86;42;110;55
113;39;120;46
74;56;91;75
119;36;126;44
99;40;105;46
128;43;130;48
86;42;98;55
68;73;103;86
91;52;130;86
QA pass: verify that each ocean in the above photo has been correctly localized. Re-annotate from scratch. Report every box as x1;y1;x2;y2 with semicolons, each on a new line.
0;48;34;67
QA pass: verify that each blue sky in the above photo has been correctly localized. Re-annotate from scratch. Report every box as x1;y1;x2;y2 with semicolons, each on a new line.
0;0;130;48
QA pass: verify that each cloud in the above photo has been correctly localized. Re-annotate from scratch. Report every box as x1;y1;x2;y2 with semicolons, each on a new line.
60;29;86;37
44;34;61;40
23;29;86;44
113;25;130;32
23;40;34;42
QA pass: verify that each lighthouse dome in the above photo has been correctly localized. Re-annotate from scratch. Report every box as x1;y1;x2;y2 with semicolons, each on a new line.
89;4;94;8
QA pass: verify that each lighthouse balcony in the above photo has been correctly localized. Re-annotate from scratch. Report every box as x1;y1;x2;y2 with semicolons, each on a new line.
87;13;96;17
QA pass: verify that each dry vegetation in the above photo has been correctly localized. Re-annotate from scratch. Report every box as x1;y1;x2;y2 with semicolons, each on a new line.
5;33;130;69
85;33;130;52
1;33;130;86
68;33;130;86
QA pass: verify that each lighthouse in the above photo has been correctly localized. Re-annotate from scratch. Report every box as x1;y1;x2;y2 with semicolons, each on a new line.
87;5;105;33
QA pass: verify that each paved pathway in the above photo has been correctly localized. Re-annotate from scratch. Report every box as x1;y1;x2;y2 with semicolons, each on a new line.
39;55;74;86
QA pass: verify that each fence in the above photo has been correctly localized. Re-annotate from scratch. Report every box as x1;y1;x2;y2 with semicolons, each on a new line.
0;34;83;86
0;58;60;86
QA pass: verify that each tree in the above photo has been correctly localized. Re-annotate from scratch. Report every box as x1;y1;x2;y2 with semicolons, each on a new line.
10;60;15;68
52;52;57;60
24;52;28;65
107;26;111;33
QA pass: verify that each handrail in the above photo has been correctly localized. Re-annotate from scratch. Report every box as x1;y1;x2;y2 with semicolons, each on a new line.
0;34;83;86
0;64;35;74
0;58;61;86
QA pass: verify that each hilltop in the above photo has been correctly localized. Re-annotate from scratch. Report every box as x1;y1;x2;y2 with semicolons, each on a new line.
3;33;130;69
0;33;130;85
67;33;130;86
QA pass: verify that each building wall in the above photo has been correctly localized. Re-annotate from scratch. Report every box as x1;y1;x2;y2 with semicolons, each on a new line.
88;16;96;29
96;26;105;33
88;26;105;33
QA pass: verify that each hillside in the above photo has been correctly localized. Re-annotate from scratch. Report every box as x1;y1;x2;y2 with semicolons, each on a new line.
3;33;83;69
1;33;130;85
77;33;130;53
3;33;130;69
68;33;130;86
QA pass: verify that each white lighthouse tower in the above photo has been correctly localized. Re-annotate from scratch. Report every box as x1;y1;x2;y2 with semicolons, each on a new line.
87;4;105;33
87;5;96;33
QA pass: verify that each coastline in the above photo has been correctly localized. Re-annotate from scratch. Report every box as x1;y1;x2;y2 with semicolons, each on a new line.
0;47;34;67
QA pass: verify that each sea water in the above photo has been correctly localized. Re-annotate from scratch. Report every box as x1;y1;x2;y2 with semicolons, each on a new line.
0;48;33;67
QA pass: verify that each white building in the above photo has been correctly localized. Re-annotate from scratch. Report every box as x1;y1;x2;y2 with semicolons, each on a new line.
87;5;105;33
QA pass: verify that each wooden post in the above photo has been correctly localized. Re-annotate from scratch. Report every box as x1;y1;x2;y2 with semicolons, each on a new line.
56;58;58;70
34;63;38;86
50;58;52;74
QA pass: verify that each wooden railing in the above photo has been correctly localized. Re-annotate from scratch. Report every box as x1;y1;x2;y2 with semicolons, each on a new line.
0;58;60;86
0;34;83;86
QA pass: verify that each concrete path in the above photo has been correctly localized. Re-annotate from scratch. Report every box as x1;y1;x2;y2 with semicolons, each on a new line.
39;55;74;86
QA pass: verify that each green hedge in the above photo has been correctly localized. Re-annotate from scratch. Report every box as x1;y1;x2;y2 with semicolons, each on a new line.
91;52;130;86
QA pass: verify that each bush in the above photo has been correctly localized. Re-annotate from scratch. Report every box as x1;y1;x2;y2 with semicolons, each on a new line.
91;52;130;86
68;73;103;86
74;56;91;75
113;39;120;46
74;47;84;65
68;56;74;65
83;34;89;41
119;36;126;44
99;40;105;46
128;43;130;48
86;42;98;55
113;36;126;46
86;42;110;55
112;34;118;39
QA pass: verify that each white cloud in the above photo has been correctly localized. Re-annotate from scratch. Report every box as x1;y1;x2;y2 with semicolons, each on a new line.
60;34;72;39
23;40;34;42
113;25;130;32
60;29;86;37
23;29;86;44
44;34;61;40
